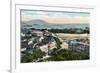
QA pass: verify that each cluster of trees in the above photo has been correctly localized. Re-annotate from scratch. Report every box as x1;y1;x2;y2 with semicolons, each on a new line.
21;48;89;63
22;27;89;35
46;49;89;61
48;27;89;34
21;49;46;63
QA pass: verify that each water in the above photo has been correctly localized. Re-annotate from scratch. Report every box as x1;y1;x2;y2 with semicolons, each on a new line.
22;23;89;30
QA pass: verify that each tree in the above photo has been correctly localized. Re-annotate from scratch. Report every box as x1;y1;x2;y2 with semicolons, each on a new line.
46;49;89;61
32;49;46;60
21;53;33;63
53;37;62;49
21;49;46;63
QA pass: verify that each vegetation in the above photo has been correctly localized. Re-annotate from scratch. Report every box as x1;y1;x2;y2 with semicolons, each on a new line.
25;27;89;34
53;37;62;49
46;49;89;61
48;27;89;34
21;49;46;63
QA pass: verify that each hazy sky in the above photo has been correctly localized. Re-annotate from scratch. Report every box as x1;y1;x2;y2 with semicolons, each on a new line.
21;10;90;24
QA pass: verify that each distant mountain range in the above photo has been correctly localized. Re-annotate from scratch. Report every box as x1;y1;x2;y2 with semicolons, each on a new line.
21;19;89;29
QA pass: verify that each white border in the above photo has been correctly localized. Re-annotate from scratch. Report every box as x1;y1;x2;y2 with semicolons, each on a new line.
11;4;96;73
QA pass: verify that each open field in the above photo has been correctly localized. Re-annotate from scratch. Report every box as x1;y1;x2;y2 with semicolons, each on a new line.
56;33;89;40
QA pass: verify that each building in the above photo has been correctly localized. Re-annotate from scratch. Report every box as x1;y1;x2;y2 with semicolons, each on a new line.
68;39;89;54
32;30;43;37
61;42;69;49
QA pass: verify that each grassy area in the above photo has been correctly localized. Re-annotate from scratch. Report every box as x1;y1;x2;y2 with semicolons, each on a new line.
46;49;89;61
21;48;89;63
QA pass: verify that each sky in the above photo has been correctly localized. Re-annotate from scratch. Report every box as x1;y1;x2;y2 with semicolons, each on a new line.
21;10;90;24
